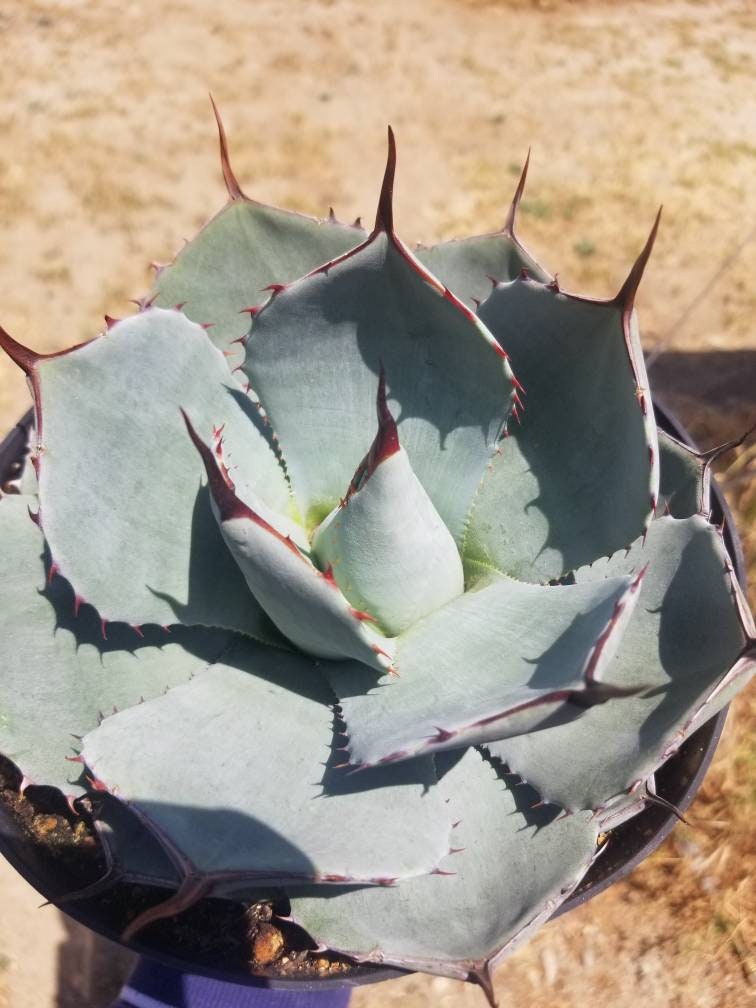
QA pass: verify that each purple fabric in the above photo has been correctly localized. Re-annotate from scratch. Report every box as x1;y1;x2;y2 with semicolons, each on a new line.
113;958;351;1008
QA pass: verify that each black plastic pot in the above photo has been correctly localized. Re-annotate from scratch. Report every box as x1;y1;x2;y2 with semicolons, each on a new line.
0;403;743;993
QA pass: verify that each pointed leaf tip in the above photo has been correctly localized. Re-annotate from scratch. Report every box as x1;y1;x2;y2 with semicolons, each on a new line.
375;364;401;463
180;408;250;522
615;207;662;311
209;93;246;202
503;148;531;236
180;408;305;563
342;367;401;503
0;324;41;375
374;125;396;234
469;963;498;1008
700;421;756;467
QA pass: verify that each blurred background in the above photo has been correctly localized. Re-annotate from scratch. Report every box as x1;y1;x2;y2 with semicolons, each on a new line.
0;0;753;1005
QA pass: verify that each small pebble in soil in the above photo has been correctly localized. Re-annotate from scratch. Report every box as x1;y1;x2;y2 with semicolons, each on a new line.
252;923;285;966
36;815;60;835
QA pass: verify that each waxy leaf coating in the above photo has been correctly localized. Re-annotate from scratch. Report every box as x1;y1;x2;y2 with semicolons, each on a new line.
0;119;752;996
289;748;599;980
486;516;747;815
82;643;452;885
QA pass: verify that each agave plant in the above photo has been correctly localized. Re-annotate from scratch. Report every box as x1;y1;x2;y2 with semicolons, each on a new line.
0;107;753;1002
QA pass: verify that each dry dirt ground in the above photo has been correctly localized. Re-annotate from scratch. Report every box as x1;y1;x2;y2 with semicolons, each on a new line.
0;0;754;1006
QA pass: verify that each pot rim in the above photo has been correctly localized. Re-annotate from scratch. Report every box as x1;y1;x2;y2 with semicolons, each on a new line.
0;400;743;991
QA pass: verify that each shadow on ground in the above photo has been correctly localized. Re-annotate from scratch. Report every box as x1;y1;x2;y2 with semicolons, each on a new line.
648;349;756;444
55;914;134;1008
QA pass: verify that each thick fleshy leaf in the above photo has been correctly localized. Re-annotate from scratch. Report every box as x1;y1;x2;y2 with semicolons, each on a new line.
183;414;394;672
213;510;393;671
465;274;658;583
152;140;365;361
81;641;452;887
655;426;751;520
288;748;599;983
0;494;233;795
312;384;463;635
13;308;291;638
328;572;643;769
486;515;749;816
92;795;181;890
416;233;549;309
656;429;708;518
414;154;551;309
243;228;515;544
313;449;463;638
91;796;281;906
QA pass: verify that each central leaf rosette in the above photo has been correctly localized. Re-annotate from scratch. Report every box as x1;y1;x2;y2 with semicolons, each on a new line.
312;369;465;637
183;367;464;672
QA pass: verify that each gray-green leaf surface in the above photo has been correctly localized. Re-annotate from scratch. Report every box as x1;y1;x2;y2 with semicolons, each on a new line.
34;309;289;638
312;447;463;635
0;494;233;794
486;515;746;815
82;640;452;884
465;278;658;583
152;199;365;363
329;571;641;768
288;747;598;979
416;230;550;308
243;230;514;543
656;428;708;518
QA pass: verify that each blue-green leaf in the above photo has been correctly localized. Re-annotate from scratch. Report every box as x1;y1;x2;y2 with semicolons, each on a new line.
486;515;749;817
81;641;452;886
242;228;515;545
464;275;658;582
288;748;599;982
329;571;642;768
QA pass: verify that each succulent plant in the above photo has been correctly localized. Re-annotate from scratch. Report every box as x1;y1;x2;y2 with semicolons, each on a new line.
0;106;753;1003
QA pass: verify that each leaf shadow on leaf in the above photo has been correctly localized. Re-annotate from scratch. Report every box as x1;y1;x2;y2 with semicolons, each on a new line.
479;749;562;832
218;637;336;705
145;484;284;645
634;534;744;753
288;750;566;914
322;660;382;702
79;792;318;902
320;749;435;800
315;240;508;452
319;702;437;798
225;384;288;475
121;799;319;886
42;540;232;663
88;792;182;889
521;603;612;690
475;287;649;582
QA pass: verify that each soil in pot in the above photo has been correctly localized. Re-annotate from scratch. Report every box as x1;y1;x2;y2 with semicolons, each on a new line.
0;754;357;981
